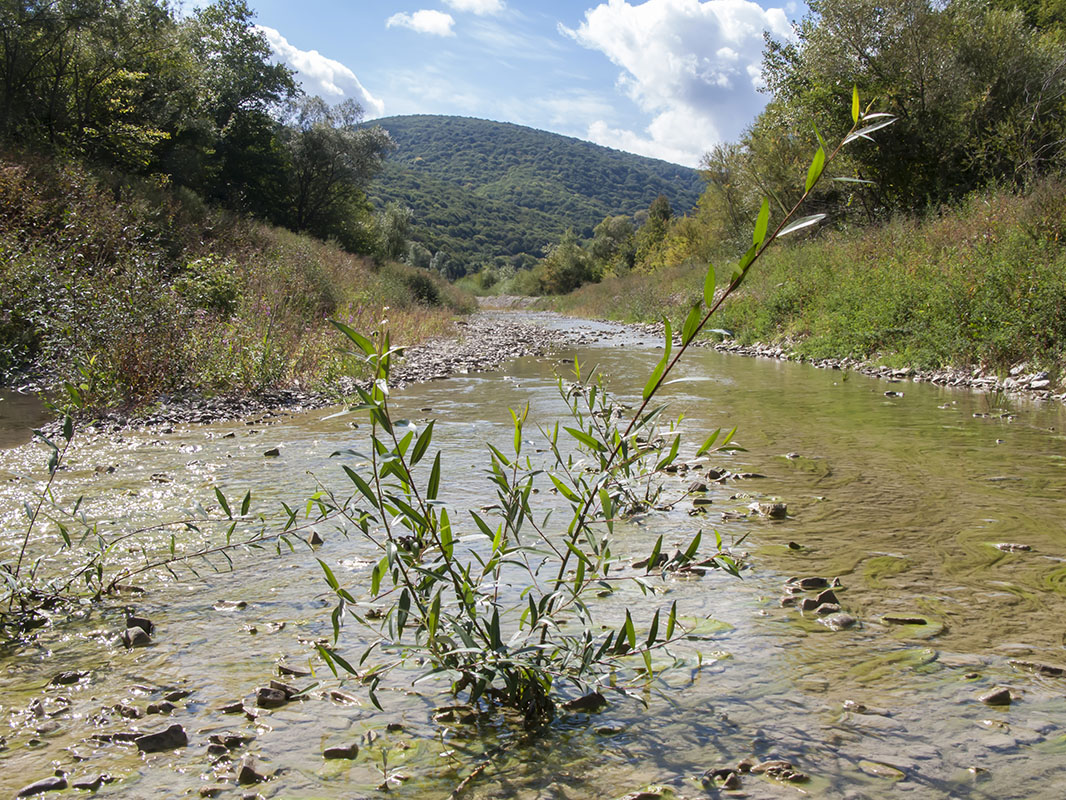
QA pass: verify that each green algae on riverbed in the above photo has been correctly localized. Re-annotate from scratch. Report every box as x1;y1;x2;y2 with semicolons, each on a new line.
2;315;1066;798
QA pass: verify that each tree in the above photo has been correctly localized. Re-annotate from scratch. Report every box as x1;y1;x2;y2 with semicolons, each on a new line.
278;96;393;247
762;0;1066;208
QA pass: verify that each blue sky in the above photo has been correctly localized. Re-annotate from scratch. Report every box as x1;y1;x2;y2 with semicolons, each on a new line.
246;0;804;168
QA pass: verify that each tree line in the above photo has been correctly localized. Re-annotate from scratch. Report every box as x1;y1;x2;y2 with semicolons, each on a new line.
0;0;393;253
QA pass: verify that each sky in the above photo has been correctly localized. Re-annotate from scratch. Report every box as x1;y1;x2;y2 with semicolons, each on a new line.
245;0;805;168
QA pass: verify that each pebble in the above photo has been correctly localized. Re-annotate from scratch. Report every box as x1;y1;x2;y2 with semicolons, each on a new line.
126;615;154;633
146;701;177;715
995;543;1032;552
309;530;324;545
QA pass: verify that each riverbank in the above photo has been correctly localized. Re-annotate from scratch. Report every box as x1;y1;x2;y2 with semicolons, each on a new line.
619;321;1066;405
56;312;576;433
550;182;1066;401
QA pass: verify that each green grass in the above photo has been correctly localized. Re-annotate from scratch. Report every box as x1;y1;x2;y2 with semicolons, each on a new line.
553;181;1066;380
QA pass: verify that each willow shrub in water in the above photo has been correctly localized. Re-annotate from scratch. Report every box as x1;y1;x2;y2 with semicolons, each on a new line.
313;90;894;724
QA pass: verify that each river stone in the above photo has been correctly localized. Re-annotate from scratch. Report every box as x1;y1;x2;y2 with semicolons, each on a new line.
882;615;928;626
277;663;312;678
220;701;246;714
71;774;110;791
309;530;324;545
16;776;67;797
256;687;287;708
687;480;709;493
210;733;255;749
859;760;905;780
263;447;280;457
200;786;225;798
122;626;151;647
799;597;820;611
146;701;177;715
816;603;842;615
164;689;192;702
791;576;829;590
815;589;840;605
979;687;1013;706
753;502;788;518
1009;659;1066;677
135;723;188;752
50;670;87;686
323;742;360;759
562;691;607;712
269;679;299;698
820;613;858;631
237;756;267;785
126;615;154;633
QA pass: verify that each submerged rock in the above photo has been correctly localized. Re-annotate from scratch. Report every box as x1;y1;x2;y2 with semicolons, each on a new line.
121;626;151;648
50;671;87;686
820;613;858;631
237;756;268;785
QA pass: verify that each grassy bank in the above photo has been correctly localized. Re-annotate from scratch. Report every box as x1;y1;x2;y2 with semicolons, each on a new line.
553;182;1066;381
0;153;473;410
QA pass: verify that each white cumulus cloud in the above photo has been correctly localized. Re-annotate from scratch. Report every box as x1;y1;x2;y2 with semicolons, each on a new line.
444;0;505;14
562;0;792;166
386;9;456;36
257;26;384;115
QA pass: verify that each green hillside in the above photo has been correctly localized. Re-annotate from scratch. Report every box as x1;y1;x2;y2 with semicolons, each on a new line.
365;115;704;273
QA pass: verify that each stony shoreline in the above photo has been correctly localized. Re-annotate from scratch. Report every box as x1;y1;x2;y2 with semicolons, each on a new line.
76;313;574;433
623;321;1066;405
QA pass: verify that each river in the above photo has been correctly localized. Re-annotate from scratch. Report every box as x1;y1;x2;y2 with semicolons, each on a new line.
1;313;1065;799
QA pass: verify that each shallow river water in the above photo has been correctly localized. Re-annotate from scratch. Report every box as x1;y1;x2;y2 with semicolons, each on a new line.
2;314;1066;799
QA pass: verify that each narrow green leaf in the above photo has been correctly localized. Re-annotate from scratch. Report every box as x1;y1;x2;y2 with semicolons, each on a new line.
548;473;580;503
852;85;860;124
330;320;376;356
240;491;251;517
753;197;770;247
564;426;605;452
703;263;716;307
681;302;702;345
624;610;636;650
646;608;661;647
778;213;826;238
371;556;386;596
427;451;442;501
647;535;663;573
342;466;380;510
214;488;232;519
410;421;434;465
318;558;340;591
805;146;826;193
440;508;453;558
666;600;678;639
642;317;673;400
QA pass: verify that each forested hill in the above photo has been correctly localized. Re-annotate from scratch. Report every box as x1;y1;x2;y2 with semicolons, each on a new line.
365;115;704;274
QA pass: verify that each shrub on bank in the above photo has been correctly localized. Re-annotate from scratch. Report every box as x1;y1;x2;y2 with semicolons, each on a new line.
0;153;472;408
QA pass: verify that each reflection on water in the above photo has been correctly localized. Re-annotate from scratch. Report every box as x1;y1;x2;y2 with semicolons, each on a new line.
2;317;1066;798
0;389;48;449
